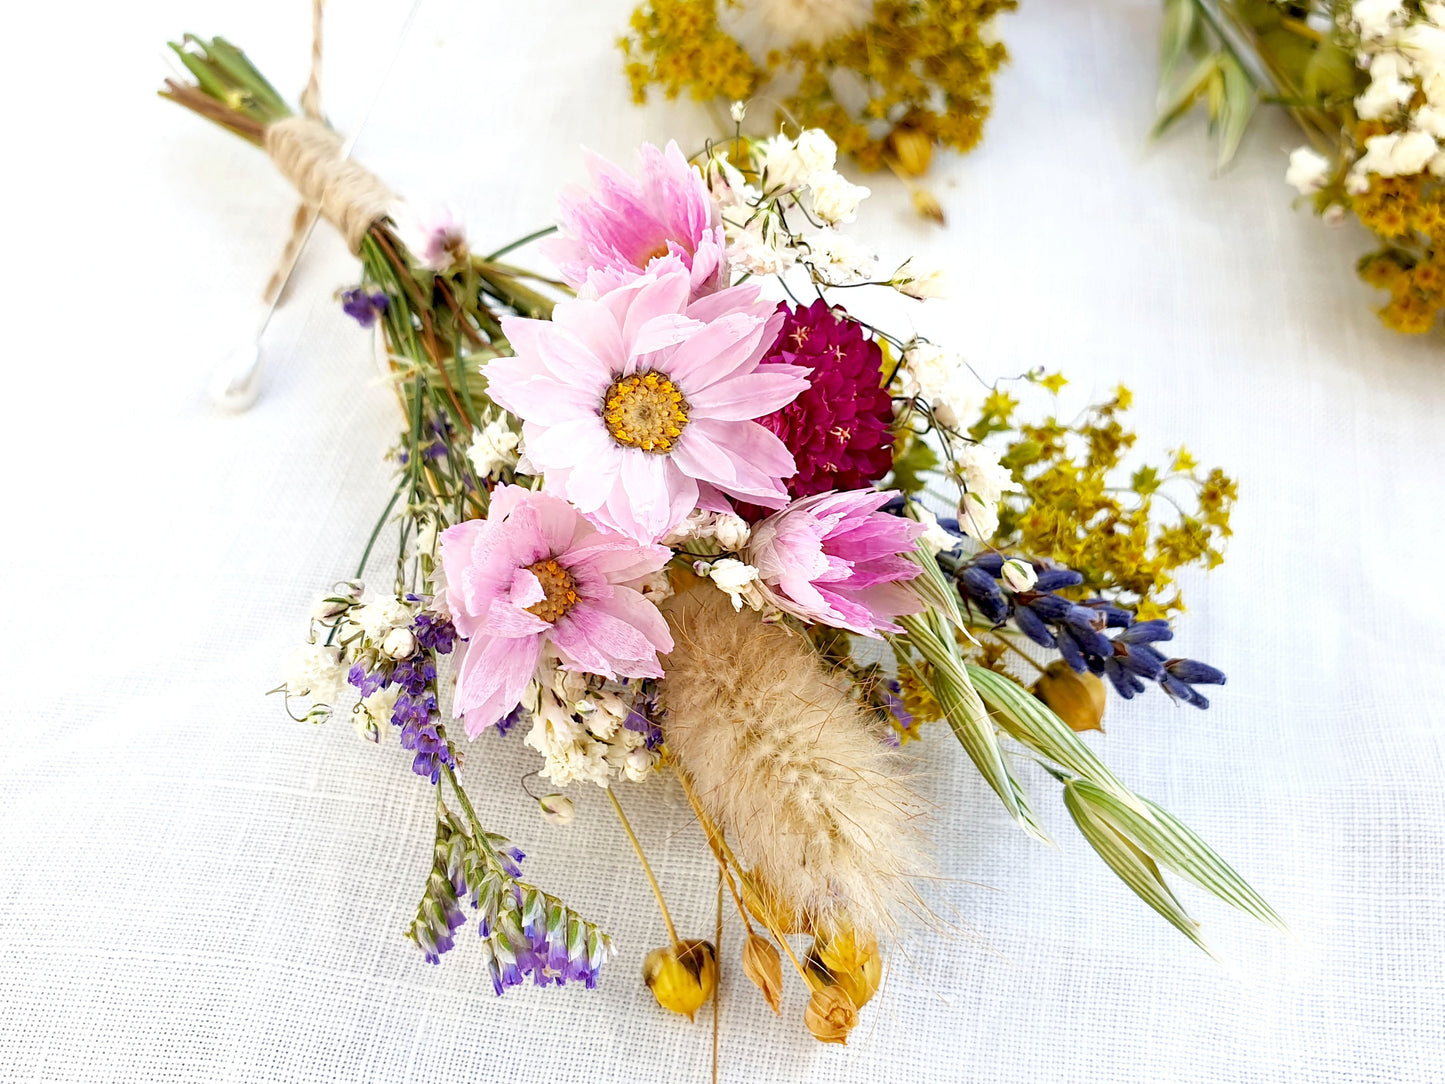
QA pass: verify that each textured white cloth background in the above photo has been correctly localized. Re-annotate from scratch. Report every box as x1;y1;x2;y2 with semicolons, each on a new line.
2;0;1443;1080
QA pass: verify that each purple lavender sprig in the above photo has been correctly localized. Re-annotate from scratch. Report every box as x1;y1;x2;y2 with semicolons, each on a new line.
956;553;1227;708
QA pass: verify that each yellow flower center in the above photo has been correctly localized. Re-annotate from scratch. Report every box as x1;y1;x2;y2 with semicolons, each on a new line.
602;370;689;453
525;559;580;623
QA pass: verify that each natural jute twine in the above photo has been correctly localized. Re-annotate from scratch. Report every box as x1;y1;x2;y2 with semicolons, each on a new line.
260;0;392;302
263;117;393;256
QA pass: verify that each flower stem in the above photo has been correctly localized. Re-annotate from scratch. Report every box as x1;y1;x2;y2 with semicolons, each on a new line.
607;786;681;949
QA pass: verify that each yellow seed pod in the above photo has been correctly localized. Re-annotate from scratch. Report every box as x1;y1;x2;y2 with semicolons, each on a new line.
1033;660;1107;733
804;984;858;1045
643;939;718;1021
741;933;784;1014
806;926;882;1010
887;124;934;177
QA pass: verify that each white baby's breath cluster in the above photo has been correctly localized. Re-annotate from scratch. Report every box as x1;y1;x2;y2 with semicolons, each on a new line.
521;658;660;788
466;411;521;478
704;129;883;287
953;443;1022;541
896;341;980;429
1288;0;1445;194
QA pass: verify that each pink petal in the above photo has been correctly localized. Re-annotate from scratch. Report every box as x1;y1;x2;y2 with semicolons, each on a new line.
686;369;810;420
455;633;542;736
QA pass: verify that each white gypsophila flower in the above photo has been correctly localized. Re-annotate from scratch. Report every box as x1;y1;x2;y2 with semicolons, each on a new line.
1400;21;1445;72
726;219;797;276
282;643;348;704
1355;68;1412;120
381;626;418;660
892;258;948;300
1323;202;1348;225
1416;104;1445;138
898;342;979;429
619;745;657;784
913;506;961;557
356;684;400;742
706;154;760;209
1285;146;1332;194
958;491;1001;542
1426;1;1445;27
712;513;752;551
1346;166;1373;193
793;128;838;177
538;793;577;825
1393;128;1438;173
807;169;870;224
956;442;1021;507
1353;0;1406;39
1001;558;1039;593
525;691;612;788
721;0;874;50
807;229;878;284
758;133;812;190
730;100;748;124
709;558;766;612
467;416;521;478
662;508;720;546
632;568;675;606
354;596;413;641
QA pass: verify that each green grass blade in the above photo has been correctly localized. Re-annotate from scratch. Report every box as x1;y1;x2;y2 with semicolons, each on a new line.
1074;779;1289;935
1064;782;1220;960
965;664;1148;815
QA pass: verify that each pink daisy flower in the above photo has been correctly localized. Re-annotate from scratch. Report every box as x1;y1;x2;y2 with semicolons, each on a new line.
439;484;674;736
746;489;926;637
542;141;728;298
487;268;807;543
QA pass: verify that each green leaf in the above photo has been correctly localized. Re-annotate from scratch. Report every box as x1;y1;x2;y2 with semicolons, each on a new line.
1215;53;1258;166
1159;0;1198;87
1071;779;1290;935
889;434;938;497
895;614;1047;842
1063;781;1220;959
1303;39;1358;102
1131;465;1162;496
1153;54;1220;139
965;664;1146;815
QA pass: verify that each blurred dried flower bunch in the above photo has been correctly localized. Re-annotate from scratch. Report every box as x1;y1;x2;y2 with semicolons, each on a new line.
621;0;1017;175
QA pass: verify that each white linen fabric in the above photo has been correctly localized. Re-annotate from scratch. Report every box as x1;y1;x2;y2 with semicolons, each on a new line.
2;0;1443;1081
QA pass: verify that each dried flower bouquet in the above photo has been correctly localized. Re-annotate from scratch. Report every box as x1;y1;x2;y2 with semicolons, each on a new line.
1157;0;1445;334
164;31;1283;1048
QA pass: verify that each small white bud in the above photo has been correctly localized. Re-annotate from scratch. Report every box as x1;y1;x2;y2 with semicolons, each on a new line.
381;626;417;660
712;513;752;551
538;793;576;825
1001;559;1039;592
730;100;748;124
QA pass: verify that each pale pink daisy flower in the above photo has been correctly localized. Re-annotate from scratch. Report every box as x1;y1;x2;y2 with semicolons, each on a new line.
745;489;926;636
542;141;728;298
487;268;807;543
439;484;673;736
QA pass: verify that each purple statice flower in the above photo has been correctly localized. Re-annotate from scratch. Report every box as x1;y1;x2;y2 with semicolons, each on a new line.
954;554;1225;710
341;288;389;328
622;682;665;750
494;702;526;737
347;609;460;782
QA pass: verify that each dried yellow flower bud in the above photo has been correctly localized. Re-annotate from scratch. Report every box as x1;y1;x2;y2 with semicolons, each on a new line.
741;933;784;1014
911;186;946;225
887;125;934;177
804;983;858;1045
643;939;718;1021
1033;660;1107;733
806;926;882;1009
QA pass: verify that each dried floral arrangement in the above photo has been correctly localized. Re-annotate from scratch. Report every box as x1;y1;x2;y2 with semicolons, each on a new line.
620;0;1014;213
1156;0;1445;334
164;31;1283;1050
